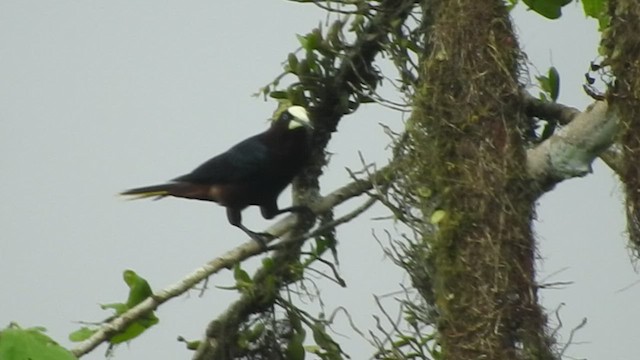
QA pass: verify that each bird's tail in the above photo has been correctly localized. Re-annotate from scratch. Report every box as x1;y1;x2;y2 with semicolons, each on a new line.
120;184;175;200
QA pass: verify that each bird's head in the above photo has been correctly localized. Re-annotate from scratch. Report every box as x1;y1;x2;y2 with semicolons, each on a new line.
274;105;313;131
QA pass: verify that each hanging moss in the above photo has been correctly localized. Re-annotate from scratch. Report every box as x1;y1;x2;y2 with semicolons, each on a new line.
396;0;556;359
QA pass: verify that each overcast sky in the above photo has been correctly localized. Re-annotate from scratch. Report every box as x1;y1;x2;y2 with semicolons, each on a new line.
1;1;638;359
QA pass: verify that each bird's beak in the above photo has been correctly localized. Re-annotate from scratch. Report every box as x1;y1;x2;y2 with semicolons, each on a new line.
285;106;314;130
289;116;314;130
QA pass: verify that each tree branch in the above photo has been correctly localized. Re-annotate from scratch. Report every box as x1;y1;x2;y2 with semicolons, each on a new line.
523;94;624;176
191;166;393;359
70;166;393;358
268;194;379;251
527;101;619;191
522;91;581;125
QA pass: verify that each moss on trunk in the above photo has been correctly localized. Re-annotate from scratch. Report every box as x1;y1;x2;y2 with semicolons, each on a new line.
603;0;640;259
399;0;556;358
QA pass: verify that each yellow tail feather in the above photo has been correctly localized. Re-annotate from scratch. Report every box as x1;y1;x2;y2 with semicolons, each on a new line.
120;191;169;200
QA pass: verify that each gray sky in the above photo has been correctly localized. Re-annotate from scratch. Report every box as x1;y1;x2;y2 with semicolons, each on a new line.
1;1;638;359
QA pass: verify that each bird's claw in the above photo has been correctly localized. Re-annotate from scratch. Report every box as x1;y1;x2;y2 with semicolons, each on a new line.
249;231;276;249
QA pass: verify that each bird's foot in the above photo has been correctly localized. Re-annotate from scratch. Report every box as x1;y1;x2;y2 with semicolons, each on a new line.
248;231;276;250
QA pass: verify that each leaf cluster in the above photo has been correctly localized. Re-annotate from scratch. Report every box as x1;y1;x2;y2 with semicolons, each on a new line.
68;270;158;351
0;323;77;360
259;17;380;114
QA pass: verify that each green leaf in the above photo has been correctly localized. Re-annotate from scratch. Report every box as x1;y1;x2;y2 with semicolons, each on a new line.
582;0;609;30
101;302;127;315
305;345;321;354
582;0;605;19
522;0;571;19
326;20;344;48
296;59;310;77
68;327;97;342
269;91;288;100
304;51;318;72
287;53;299;73
416;186;432;198
296;34;308;50
71;270;158;345
297;30;323;52
314;236;327;255
0;324;77;360
261;256;274;271
123;269;153;308
177;336;201;350
109;323;147;344
430;210;447;225
349;14;365;33
288;310;305;334
506;0;519;11
185;340;200;350
536;66;561;103
245;323;266;342
540;119;557;141
306;29;323;51
287;86;307;107
311;322;340;357
109;312;158;344
233;263;252;285
286;331;306;360
547;66;560;102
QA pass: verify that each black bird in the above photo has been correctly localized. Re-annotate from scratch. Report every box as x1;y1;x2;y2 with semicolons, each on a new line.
121;105;313;245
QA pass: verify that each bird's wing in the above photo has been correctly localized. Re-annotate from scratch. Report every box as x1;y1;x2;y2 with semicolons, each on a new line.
173;135;269;184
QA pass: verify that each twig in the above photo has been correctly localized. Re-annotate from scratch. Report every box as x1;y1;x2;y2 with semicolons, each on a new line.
550;302;565;339
267;195;378;250
537;281;574;289
559;317;588;357
327;306;366;338
615;278;640;293
305;262;346;287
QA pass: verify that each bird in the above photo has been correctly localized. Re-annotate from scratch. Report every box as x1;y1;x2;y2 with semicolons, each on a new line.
120;105;314;246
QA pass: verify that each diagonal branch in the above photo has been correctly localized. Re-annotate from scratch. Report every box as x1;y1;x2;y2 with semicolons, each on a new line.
191;165;393;359
70;165;393;358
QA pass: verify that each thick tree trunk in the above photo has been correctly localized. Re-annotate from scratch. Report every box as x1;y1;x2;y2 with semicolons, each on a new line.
403;0;556;358
603;0;640;258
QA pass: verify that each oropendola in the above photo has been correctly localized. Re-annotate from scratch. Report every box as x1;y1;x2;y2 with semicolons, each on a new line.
120;105;313;246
